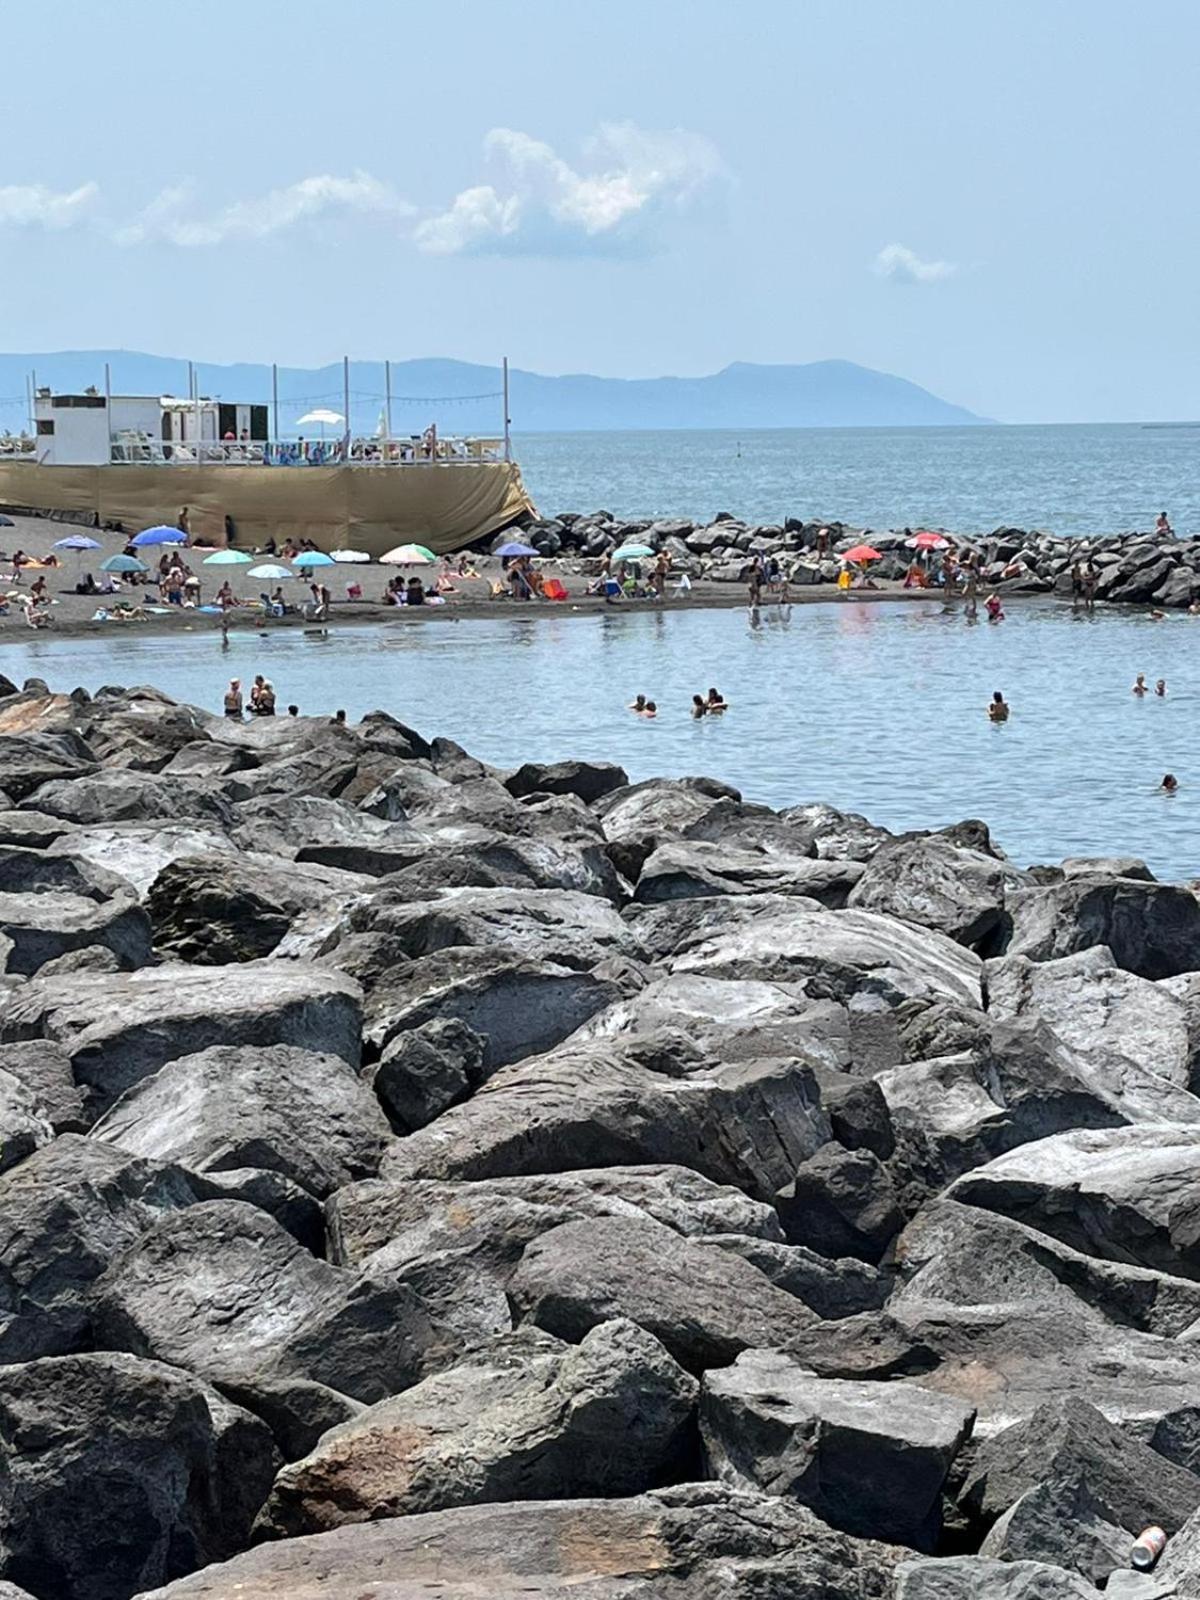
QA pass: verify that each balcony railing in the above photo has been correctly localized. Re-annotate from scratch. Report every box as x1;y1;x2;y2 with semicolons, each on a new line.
108;435;506;467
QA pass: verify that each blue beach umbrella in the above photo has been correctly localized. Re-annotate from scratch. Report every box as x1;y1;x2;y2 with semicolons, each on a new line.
100;554;148;574
202;549;254;566
53;534;102;551
292;550;336;567
611;543;655;561
131;525;187;547
494;540;538;558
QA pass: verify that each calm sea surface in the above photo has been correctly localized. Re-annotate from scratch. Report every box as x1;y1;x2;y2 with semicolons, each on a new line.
516;423;1200;537
4;600;1199;882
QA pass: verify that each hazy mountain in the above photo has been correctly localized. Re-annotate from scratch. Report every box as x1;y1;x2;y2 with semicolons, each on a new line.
0;352;987;434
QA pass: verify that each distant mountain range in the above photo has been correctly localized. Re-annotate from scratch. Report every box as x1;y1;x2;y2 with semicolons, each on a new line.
0;351;987;434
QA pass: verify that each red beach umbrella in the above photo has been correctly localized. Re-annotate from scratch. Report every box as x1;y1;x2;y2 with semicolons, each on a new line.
843;544;882;563
908;531;950;550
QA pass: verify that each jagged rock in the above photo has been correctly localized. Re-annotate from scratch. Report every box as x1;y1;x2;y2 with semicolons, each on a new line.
0;732;97;802
368;1016;485;1131
91;1045;391;1199
509;1215;818;1372
810;1063;895;1156
378;1037;831;1195
329;1164;784;1270
188;1167;325;1252
504;759;628;804
701;1348;974;1548
363;946;623;1073
1004;875;1200;979
23;770;232;828
148;853;372;964
950;1126;1200;1279
0;1072;53;1174
959;1398;1200;1583
847;834;1014;948
0;1040;85;1131
214;1375;362;1464
895;1557;1101;1598
0;961;362;1117
633;839;862;904
781;801;894;861
93;1200;499;1404
671;904;983;1008
0;887;151;976
135;1483;902;1599
231;793;422;873
892;1198;1200;1338
701;1233;890;1318
0;843;129;900
338;885;644;972
50;823;240;898
776;1143;905;1261
0;1136;196;1361
256;1320;696;1537
0;809;75;849
0;1352;278;1600
986;947;1200;1121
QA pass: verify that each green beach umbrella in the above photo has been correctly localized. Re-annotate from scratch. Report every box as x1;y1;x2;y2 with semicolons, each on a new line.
100;553;148;574
612;543;655;560
203;549;254;566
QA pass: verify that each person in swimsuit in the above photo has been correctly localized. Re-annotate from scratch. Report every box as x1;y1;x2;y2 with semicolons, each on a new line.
1162;773;1179;793
691;694;708;719
985;593;1004;622
1156;679;1167;696
706;688;728;713
629;694;647;713
641;701;657;718
1132;673;1148;696
223;679;243;720
988;690;1010;722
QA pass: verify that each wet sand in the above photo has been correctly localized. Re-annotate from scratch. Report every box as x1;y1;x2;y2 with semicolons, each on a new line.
0;511;939;646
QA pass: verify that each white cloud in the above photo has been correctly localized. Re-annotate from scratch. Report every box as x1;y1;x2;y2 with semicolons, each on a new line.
415;122;724;256
115;171;413;247
0;182;99;229
874;242;957;285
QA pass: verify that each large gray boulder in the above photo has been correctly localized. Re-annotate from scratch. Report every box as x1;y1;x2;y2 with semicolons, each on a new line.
0;961;362;1117
959;1398;1200;1584
848;834;1014;948
50;823;240;899
0;1041;85;1131
892;1198;1200;1338
0;1071;53;1175
363;948;622;1073
0;1352;278;1600
0;887;151;976
92;1200;496;1403
671;904;983;1009
23;770;233;828
379;1038;831;1198
895;1558;1101;1598
1004;874;1200;979
256;1320;696;1538
0;1136;196;1361
91;1045;391;1199
329;1164;784;1269
135;1483;902;1599
633;840;862;905
509;1214;818;1373
504;758;628;804
0;732;96;802
987;946;1200;1122
950;1126;1200;1279
701;1348;974;1548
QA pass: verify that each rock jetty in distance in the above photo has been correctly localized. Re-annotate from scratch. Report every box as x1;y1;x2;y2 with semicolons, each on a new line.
0;676;1198;1599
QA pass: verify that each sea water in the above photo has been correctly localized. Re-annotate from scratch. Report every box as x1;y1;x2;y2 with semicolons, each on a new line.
5;599;1198;881
517;423;1200;537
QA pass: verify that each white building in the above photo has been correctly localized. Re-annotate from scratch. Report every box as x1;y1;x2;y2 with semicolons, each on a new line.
33;389;269;465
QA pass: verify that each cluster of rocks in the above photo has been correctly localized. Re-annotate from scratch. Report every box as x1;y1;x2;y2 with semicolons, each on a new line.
0;675;1199;1597
507;511;1200;605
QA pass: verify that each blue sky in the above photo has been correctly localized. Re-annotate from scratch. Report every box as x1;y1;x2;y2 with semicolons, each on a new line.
2;0;1195;423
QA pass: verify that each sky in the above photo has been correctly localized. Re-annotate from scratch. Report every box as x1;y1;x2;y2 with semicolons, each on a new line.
1;0;1196;424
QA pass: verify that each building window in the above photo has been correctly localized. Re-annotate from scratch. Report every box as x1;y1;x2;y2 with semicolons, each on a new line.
36;419;55;435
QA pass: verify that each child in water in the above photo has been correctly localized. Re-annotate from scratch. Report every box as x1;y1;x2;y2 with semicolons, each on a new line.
985;593;1004;622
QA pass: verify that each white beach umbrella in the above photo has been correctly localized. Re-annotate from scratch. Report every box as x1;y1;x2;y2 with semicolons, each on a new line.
331;549;371;563
294;408;344;442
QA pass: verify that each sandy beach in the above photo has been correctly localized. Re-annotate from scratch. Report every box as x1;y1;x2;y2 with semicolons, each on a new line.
0;511;939;644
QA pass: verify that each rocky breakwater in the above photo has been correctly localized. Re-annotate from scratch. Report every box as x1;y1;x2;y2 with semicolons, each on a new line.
1;679;1200;1597
509;510;1200;606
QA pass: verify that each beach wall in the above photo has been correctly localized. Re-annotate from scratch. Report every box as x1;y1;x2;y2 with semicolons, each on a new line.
0;460;534;552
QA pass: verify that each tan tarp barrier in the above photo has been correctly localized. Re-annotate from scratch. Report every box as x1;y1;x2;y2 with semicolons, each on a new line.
0;461;535;554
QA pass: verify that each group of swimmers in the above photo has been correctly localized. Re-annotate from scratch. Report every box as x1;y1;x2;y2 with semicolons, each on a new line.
627;688;729;720
1132;673;1167;697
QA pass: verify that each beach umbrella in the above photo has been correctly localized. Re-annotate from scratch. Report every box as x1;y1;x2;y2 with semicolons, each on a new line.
906;531;950;550
494;540;538;559
0;515;13;528
53;534;101;552
611;543;655;561
294;408;344;442
331;549;371;563
292;551;336;567
100;554;148;574
380;543;436;565
203;549;254;566
843;544;882;563
131;525;186;547
247;563;296;580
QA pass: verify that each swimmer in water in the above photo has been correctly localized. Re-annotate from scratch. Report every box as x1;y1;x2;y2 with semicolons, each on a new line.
641;700;657;718
1162;773;1180;793
1133;673;1148;696
706;687;728;713
985;593;1004;622
629;694;647;713
1156;679;1167;697
988;690;1010;722
691;694;708;719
